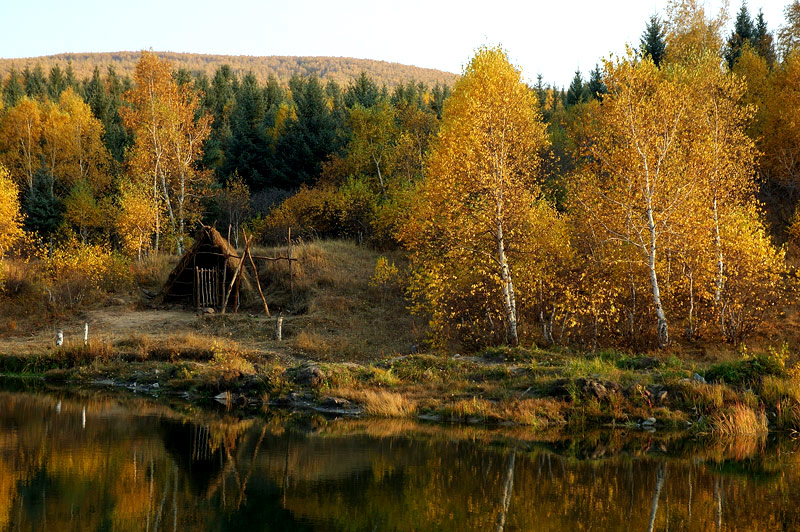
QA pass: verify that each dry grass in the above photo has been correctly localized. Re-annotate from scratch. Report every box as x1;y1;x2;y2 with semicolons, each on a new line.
360;389;417;417
711;403;768;436
130;253;177;290
253;240;420;362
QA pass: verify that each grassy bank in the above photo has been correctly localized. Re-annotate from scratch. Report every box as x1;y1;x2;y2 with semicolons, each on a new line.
1;239;799;437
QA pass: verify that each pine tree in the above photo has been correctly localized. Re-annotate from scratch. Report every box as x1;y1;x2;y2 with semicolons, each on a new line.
3;69;24;108
725;3;755;68
587;65;607;100
566;70;588;106
23;167;62;237
753;10;777;66
640;15;667;67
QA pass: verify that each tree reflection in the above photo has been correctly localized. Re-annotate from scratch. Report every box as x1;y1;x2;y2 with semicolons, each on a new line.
0;390;798;531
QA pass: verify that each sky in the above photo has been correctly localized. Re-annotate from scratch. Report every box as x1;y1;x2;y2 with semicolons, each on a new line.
0;0;789;87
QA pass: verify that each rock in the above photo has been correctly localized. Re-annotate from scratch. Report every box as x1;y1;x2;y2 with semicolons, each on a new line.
655;390;668;403
313;396;362;416
295;365;325;388
320;396;351;408
152;383;159;389
214;392;231;402
417;413;442;422
202;307;215;315
693;373;707;384
642;417;656;426
576;378;622;401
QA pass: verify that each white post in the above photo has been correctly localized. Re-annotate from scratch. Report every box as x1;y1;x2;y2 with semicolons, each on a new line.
276;313;283;341
56;329;63;347
84;323;89;346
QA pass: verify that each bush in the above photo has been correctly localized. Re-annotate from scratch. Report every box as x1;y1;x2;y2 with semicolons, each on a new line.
706;347;788;386
40;239;133;307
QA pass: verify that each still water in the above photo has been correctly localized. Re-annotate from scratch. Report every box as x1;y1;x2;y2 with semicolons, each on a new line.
0;384;798;531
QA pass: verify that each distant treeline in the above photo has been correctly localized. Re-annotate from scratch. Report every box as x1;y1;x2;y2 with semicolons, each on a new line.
0;52;457;89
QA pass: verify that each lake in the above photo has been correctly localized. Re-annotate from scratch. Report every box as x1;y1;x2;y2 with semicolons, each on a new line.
0;382;797;531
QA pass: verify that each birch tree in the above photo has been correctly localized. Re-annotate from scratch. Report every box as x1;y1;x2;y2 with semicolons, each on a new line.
573;53;700;347
401;47;554;347
122;52;211;254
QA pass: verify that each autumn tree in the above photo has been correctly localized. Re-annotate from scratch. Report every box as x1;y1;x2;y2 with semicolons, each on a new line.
401;47;555;347
63;180;105;243
664;0;727;64
114;178;159;261
0;97;42;190
346;102;396;193
0;164;24;258
572;53;702;347
778;1;800;58
122;51;211;254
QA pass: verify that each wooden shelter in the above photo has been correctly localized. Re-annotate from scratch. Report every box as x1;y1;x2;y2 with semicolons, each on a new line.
158;225;253;310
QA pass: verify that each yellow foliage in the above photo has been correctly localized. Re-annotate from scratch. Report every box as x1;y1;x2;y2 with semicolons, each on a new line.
401;47;564;347
114;178;159;261
369;256;399;289
41;240;132;301
0;164;24;257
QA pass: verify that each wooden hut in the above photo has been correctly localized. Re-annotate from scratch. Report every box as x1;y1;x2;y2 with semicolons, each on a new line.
158;225;252;310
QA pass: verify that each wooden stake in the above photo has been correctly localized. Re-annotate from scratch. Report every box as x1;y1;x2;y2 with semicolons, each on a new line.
288;227;294;306
221;239;249;315
84;323;88;346
243;232;270;317
276;312;283;341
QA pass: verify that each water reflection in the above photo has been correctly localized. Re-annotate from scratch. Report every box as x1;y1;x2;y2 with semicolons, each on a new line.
0;385;797;531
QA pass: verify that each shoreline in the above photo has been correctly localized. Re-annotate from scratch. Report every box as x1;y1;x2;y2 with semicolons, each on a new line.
0;342;793;438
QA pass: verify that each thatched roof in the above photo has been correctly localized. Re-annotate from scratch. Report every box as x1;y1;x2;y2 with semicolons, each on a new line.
157;225;253;305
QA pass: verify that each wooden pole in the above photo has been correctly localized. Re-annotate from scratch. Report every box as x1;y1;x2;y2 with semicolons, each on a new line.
243;233;270;317
193;254;198;310
288;227;294;306
221;258;227;312
276;312;283;341
221;240;249;315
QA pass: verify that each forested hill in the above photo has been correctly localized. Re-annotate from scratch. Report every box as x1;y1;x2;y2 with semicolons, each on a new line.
0;52;458;87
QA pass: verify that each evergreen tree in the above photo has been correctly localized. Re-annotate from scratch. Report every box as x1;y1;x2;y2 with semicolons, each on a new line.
429;83;450;119
47;65;67;100
202;65;237;175
534;74;547;109
566;70;588;106
587;64;607;100
3;69;24;108
274;76;340;187
640;15;667;67
23;167;62;237
23;65;47;100
344;72;381;108
754;10;777;66
223;72;271;189
725;3;755;68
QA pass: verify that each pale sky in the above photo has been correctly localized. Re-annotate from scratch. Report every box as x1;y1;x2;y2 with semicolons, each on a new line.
0;0;788;86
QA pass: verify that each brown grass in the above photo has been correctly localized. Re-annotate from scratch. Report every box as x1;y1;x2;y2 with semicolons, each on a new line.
711;403;768;436
254;240;420;362
360;389;417;417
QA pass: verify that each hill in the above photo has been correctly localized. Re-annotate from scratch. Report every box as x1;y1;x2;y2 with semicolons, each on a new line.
0;51;458;88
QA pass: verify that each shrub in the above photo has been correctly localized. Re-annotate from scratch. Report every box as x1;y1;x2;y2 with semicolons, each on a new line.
706;347;788;386
40;239;133;307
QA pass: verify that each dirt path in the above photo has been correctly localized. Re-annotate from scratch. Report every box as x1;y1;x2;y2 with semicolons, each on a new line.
0;305;199;355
